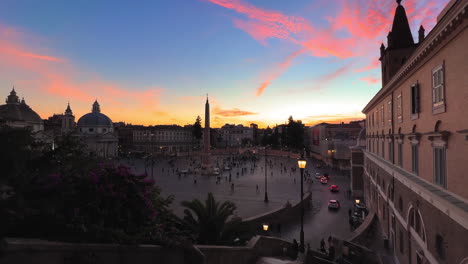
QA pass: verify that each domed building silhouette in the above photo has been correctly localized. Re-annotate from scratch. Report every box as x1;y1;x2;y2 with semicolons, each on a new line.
0;88;44;132
76;100;118;157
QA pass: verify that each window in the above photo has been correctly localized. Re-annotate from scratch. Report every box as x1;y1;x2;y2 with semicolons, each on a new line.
398;197;403;211
436;234;445;260
399;229;404;254
412;144;419;175
432;65;445;113
434;147;446;187
411;83;420;119
377;139;380;154
381;105;384;125
388;101;392;124
89;128;94;132
389;141;393;163
397;94;403;122
398;143;403;166
376;110;379;127
382;141;385;158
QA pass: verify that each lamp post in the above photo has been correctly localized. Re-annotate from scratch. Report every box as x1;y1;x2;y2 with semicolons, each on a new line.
264;146;269;203
297;153;307;252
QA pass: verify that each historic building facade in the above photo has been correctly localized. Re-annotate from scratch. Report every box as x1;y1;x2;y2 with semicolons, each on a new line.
0;88;44;132
308;121;364;169
76;100;118;158
362;1;468;264
131;125;194;154
217;123;254;147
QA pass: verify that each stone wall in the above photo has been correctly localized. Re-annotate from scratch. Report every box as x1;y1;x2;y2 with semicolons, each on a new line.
242;192;312;233
0;238;187;264
197;245;254;264
1;236;297;264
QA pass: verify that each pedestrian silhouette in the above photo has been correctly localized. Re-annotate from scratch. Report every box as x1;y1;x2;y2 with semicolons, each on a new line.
320;238;326;253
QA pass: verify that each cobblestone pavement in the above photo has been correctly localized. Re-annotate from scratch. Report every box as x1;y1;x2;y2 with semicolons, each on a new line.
122;155;307;218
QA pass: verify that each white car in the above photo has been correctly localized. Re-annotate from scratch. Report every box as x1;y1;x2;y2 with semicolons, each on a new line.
328;200;340;209
315;173;322;179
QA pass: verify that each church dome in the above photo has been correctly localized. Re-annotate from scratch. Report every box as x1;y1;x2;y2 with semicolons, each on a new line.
77;100;113;127
0;88;43;124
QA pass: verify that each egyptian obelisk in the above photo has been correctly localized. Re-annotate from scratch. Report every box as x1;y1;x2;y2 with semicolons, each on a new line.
202;95;211;172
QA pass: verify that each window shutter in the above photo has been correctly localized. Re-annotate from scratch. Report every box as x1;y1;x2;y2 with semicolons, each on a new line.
440;70;445;101
415;83;420;113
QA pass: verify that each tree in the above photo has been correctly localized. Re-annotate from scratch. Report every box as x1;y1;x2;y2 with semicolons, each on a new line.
286;116;304;150
192;116;202;140
181;193;243;245
0;126;35;181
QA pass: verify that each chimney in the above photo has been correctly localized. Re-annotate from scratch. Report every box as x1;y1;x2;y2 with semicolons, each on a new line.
418;25;425;43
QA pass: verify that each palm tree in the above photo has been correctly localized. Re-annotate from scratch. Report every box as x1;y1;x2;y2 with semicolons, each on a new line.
181;193;242;245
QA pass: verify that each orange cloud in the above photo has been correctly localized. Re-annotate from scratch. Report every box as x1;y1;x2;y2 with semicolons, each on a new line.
213;106;258;117
304;114;365;126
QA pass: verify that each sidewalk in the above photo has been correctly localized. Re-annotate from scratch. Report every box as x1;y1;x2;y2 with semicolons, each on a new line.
366;223;396;264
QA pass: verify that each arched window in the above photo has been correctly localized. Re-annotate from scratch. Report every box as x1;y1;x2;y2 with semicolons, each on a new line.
407;206;427;243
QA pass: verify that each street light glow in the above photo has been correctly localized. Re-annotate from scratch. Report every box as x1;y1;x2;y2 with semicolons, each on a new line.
298;157;307;169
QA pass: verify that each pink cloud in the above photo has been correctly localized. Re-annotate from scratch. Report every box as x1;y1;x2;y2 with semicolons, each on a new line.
207;0;448;95
317;63;353;84
0;24;164;125
355;59;380;72
255;48;306;96
360;76;381;85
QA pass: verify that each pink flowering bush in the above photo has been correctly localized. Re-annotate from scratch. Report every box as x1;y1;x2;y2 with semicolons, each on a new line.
7;163;192;245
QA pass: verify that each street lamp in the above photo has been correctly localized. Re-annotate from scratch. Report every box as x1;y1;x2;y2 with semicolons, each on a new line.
264;146;269;203
263;223;269;231
297;153;307;252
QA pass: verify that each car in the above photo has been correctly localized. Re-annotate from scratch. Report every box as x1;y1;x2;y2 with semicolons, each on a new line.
330;185;339;192
320;177;328;184
328;200;340;209
315;172;323;179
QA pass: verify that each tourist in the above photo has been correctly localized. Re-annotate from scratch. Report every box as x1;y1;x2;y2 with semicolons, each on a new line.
320;238;326;253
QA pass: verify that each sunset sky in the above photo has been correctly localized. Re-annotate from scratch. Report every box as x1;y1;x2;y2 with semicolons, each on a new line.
0;0;448;127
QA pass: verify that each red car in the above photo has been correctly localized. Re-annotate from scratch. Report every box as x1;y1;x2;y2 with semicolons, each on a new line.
330;185;339;192
320;177;328;184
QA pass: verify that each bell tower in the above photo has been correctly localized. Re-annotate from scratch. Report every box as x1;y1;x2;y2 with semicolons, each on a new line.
380;0;417;86
61;102;75;134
